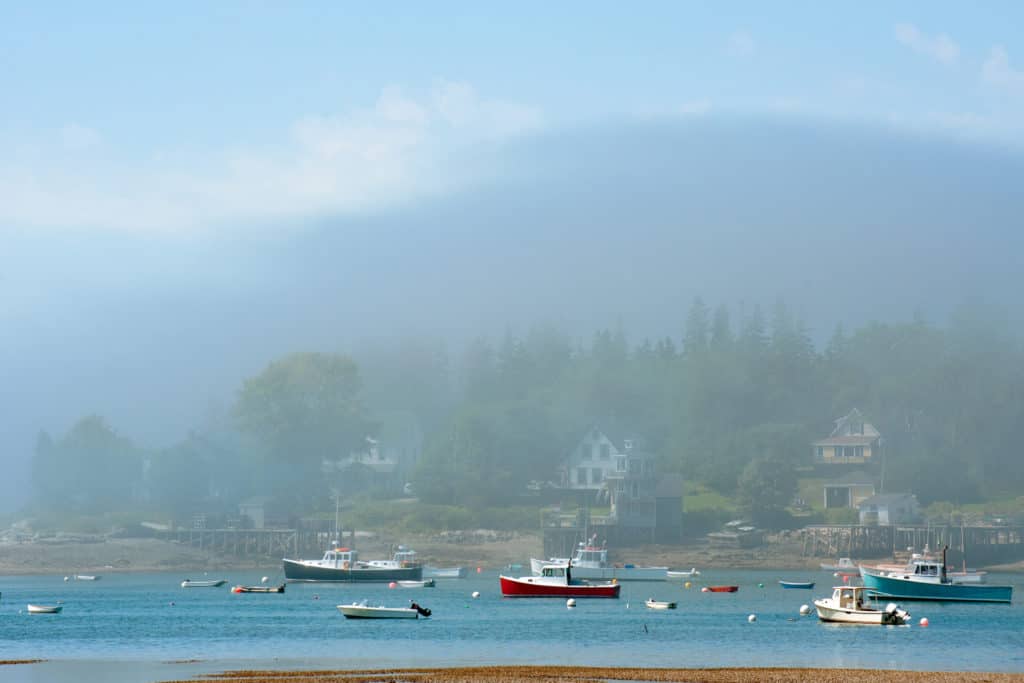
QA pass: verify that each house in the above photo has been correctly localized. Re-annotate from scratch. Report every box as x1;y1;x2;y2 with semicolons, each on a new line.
323;412;423;496
813;408;882;466
823;470;876;509
559;427;642;498
858;493;920;526
606;445;657;530
654;474;684;543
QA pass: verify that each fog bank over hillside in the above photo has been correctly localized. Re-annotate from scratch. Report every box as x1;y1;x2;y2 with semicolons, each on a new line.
2;117;1022;511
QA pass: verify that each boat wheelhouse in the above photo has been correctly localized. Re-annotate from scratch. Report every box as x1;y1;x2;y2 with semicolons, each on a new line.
283;547;422;582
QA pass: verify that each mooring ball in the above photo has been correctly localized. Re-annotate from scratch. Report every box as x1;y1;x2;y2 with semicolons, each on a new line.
799;604;811;616
748;614;757;622
566;598;576;608
471;591;480;598
919;617;929;627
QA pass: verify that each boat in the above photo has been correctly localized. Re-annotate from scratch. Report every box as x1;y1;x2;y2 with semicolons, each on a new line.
180;579;227;588
666;568;701;579
500;564;621;598
644;598;677;610
365;546;422;570
337;601;432;619
73;574;100;581
779;580;815;589
396;579;435;588
530;543;667;581
702;585;739;593
283;546;422;582
859;548;1012;603
820;558;858;573
27;604;63;614
863;550;988;584
423;566;468;579
814;585;910;625
232;584;285;593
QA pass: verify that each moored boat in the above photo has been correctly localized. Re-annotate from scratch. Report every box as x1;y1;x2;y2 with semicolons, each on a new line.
530;544;667;581
73;574;100;581
232;584;285;593
396;579;435;588
859;546;1012;603
283;547;422;582
181;579;227;588
423;566;467;579
814;585;910;625
702;585;739;593
27;604;63;614
500;564;621;598
666;568;700;579
779;580;815;589
644;598;677;609
337;601;432;619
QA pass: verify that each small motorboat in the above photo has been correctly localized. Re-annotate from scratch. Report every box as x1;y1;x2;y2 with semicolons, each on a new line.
181;579;227;588
396;579;435;588
27;604;63;614
73;575;101;581
666;568;701;579
644;598;677;610
814;585;910;625
232;584;285;593
702;585;739;593
337;601;432;619
779;580;815;589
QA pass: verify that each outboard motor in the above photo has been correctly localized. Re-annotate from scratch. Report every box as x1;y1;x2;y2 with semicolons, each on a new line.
883;602;910;625
410;601;432;617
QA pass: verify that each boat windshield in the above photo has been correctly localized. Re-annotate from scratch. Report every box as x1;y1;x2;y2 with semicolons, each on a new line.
542;567;566;578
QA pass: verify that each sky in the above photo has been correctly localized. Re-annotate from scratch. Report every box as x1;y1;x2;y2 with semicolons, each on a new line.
2;2;1024;511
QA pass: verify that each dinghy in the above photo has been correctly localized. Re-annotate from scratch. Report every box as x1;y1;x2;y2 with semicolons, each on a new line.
644;598;677;610
27;604;63;614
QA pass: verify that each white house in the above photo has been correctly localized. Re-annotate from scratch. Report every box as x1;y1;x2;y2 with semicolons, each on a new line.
560;427;642;495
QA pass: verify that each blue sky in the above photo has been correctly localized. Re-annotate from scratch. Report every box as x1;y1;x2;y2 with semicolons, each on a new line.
2;1;1023;233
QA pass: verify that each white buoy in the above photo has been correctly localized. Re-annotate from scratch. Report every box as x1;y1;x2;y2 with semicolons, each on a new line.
919;617;929;627
566;598;576;608
471;591;480;599
799;604;811;616
260;576;269;584
748;614;757;622
64;576;70;582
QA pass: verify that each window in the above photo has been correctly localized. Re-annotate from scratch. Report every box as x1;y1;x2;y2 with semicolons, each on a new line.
577;468;587;485
592;468;602;483
616;456;626;472
628;458;640;474
816;446;823;458
623;439;633;450
616;481;625;493
600;443;610;459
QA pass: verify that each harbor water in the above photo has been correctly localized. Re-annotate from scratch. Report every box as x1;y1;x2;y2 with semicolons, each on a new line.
1;568;1022;682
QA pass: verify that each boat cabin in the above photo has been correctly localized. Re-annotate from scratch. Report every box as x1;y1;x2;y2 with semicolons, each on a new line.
392;547;420;566
320;548;359;567
831;586;872;609
541;565;569;579
571;546;609;566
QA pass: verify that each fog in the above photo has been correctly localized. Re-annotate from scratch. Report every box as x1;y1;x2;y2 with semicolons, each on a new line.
3;116;1023;511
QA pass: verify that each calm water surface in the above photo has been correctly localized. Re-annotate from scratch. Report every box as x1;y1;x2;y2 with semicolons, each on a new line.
1;568;1022;682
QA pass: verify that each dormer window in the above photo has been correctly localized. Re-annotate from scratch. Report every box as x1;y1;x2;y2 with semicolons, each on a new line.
623;439;633;450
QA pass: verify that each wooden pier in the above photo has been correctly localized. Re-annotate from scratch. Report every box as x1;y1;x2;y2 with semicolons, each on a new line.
801;524;1024;566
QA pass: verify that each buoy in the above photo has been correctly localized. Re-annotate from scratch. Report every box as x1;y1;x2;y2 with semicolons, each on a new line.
757;583;764;588
842;574;850;583
169;601;175;606
64;576;70;582
388;582;397;589
261;576;269;584
701;586;710;592
566;598;576;608
833;572;840;577
748;614;757;622
919;617;929;627
313;594;319;600
684;581;691;589
799;604;811;616
471;591;480;598
476;567;483;573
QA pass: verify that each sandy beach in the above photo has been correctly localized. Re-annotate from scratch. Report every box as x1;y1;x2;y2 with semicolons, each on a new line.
150;665;1024;683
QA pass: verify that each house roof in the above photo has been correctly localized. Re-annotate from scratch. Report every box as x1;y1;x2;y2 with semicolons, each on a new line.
655;474;684;498
858;493;918;507
814;435;878;447
824;470;875;486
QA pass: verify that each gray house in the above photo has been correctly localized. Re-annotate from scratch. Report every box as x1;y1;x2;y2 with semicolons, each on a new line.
858;493;920;526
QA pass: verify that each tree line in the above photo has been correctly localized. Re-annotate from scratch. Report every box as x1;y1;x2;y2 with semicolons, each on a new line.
30;299;1024;528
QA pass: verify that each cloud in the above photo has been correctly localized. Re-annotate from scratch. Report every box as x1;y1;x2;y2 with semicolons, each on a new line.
1;82;543;233
726;30;755;58
894;24;959;65
982;45;1024;93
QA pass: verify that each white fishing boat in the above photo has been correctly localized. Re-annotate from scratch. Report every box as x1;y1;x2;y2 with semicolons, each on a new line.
813;585;910;625
423;566;467;579
644;598;677;610
820;557;858;573
336;601;432;619
27;604;63;614
180;578;227;588
531;543;667;581
396;579;435;588
666;568;701;579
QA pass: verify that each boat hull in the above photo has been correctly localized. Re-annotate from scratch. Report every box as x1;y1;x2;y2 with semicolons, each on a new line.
181;579;226;588
283;558;422;582
232;585;285;593
704;585;739;592
499;575;620;598
780;581;815;589
860;570;1012;603
337;604;419;619
814;601;908;625
27;604;62;614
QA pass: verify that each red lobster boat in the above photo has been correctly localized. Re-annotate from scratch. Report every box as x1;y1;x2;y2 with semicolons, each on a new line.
500;564;621;598
703;585;739;593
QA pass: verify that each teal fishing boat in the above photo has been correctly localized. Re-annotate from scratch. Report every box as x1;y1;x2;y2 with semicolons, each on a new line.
859;547;1012;603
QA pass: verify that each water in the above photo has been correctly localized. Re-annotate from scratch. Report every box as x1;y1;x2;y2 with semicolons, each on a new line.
1;569;1023;682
